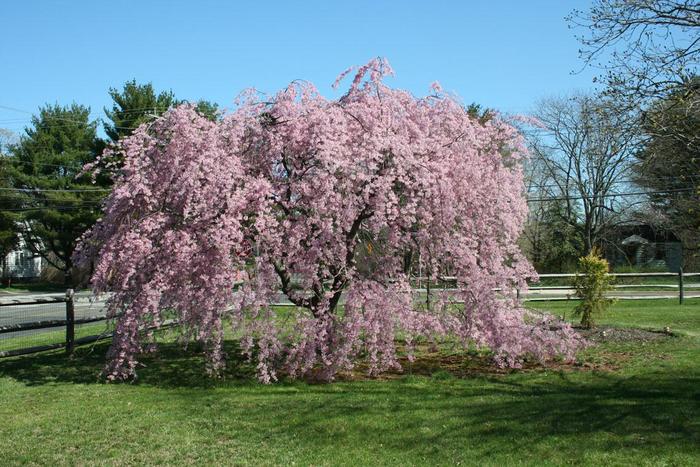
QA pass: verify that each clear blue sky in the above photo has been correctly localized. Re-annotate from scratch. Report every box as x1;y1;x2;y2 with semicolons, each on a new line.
0;0;597;137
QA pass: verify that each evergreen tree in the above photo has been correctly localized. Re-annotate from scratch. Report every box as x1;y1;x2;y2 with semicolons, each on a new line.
104;80;177;142
635;79;700;267
9;104;106;284
100;82;219;176
0;134;21;284
193;100;220;122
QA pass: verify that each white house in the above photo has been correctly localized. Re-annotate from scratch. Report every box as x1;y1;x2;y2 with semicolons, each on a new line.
2;237;42;279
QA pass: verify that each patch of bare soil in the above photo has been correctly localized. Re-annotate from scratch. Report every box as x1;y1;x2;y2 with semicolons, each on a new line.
575;325;674;344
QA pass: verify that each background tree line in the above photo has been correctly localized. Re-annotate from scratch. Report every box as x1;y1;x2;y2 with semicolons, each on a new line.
0;81;219;285
522;1;699;272
1;1;699;282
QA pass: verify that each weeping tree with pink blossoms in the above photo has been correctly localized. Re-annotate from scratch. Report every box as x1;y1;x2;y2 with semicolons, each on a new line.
76;59;583;382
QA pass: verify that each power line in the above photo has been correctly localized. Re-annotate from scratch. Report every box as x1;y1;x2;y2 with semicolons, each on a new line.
2;120;143;131
526;187;696;203
0;194;104;203
104;107;170;115
0;192;104;200
0;171;694;199
1;159;86;170
0;185;692;198
0;186;694;212
1;102;174;124
4;147;700;188
0;187;110;193
525;174;700;191
0;206;102;212
1;103;168;117
0;105;33;114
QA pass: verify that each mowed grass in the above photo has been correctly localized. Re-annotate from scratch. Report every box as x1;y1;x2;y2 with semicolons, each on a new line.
0;282;71;295
0;299;698;465
527;298;700;336
0;322;112;352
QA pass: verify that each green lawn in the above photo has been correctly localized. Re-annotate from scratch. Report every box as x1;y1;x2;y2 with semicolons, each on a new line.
527;298;700;336
531;275;697;287
1;299;698;465
0;321;112;353
0;282;71;295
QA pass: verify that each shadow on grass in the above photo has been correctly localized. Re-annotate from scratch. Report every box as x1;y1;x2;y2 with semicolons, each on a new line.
266;373;699;458
0;339;603;388
0;339;259;389
0;338;698;460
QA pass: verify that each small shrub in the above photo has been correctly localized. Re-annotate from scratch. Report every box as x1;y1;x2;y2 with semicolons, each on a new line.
573;249;615;329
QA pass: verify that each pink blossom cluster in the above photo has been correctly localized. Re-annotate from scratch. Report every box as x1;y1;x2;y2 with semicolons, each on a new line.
76;59;583;382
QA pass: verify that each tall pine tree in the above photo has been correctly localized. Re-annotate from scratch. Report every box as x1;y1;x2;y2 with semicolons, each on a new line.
0;132;21;284
99;80;219;175
635;79;700;268
104;80;178;142
9;104;106;284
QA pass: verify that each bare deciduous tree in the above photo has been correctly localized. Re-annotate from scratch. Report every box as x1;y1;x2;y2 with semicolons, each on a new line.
529;93;639;254
569;0;700;104
521;152;582;272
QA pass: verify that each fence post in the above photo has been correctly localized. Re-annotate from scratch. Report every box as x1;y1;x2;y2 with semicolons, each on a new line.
678;268;684;305
425;278;431;311
66;288;75;354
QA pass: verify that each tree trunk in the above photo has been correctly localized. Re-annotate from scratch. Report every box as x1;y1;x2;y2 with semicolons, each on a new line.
62;252;75;286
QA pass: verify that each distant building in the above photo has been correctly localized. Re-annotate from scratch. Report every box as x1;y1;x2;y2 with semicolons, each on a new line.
2;237;42;280
605;223;683;272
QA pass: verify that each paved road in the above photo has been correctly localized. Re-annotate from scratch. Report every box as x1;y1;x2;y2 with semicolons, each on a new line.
0;293;109;328
524;286;700;301
2;286;698;324
0;293;109;348
1;286;697;341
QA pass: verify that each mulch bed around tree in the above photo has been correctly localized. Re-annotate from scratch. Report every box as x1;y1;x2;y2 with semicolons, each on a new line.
575;325;674;343
334;326;676;381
